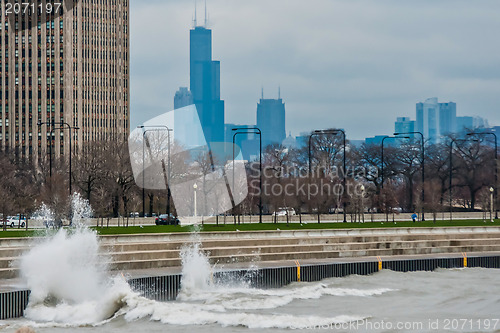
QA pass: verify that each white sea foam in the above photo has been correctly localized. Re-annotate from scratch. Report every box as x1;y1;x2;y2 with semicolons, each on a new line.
19;195;133;326
18;196;373;329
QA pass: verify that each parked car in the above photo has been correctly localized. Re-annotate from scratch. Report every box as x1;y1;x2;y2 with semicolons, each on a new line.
0;217;9;228
44;218;63;229
155;214;180;226
6;215;26;228
273;208;296;217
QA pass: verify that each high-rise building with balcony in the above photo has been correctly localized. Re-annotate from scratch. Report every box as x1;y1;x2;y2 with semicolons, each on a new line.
0;0;130;159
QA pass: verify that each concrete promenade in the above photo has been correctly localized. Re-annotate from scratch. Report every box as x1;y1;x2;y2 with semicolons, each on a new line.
2;225;500;287
10;211;494;229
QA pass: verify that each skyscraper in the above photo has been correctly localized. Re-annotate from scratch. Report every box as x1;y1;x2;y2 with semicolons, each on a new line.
190;21;224;146
395;117;415;137
0;1;130;159
256;91;286;148
416;98;456;144
174;87;194;110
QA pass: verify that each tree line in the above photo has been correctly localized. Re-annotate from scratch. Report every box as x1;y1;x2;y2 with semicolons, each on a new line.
0;131;497;223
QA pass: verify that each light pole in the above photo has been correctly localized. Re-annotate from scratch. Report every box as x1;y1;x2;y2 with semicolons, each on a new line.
381;136;409;187
467;132;498;220
37;121;79;196
360;184;365;223
193;183;198;217
37;121;55;178
138;125;173;218
59;121;80;195
309;129;347;222
449;138;478;222
490;187;495;222
381;136;409;220
395;131;425;221
232;127;262;223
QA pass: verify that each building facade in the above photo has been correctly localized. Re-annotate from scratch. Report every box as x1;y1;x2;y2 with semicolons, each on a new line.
256;95;286;148
190;25;224;146
416;98;456;144
0;0;130;159
395;117;415;137
174;87;193;110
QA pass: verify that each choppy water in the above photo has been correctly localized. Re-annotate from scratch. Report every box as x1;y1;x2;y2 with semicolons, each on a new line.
1;199;499;332
2;268;500;332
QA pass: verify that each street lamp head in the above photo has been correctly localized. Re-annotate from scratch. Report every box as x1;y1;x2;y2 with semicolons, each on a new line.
491;187;495;193
193;183;198;190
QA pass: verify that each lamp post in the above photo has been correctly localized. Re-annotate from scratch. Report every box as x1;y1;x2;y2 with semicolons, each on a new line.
59;121;80;195
395;131;425;221
37;121;79;196
138;125;173;218
309;129;347;222
467;132;498;220
490;187;495;222
232;127;262;223
360;184;365;223
381;136;409;221
193;183;198;217
37;121;55;178
381;136;410;187
449;138;478;222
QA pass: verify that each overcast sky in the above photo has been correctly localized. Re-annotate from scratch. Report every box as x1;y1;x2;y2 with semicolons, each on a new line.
130;0;500;140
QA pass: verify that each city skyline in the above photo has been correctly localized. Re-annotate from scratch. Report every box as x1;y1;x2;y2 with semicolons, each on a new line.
130;0;500;140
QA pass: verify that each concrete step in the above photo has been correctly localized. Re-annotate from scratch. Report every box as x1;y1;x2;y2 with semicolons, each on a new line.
99;233;500;253
0;268;18;280
107;244;500;271
4;238;500;271
106;238;500;260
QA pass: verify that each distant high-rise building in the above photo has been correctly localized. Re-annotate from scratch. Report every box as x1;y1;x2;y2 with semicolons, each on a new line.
174;87;194;110
456;116;490;134
395;117;415;137
282;132;297;149
256;91;286;148
416;98;456;144
190;22;225;146
0;1;130;158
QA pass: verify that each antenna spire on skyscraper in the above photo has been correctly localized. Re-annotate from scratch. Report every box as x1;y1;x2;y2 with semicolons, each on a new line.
278;86;281;99
204;0;208;27
193;0;198;27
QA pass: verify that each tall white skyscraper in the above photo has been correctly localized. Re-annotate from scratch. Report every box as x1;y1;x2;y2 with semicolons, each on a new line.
416;98;456;144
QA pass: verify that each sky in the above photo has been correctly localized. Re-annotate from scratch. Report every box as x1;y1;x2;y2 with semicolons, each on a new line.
129;0;500;140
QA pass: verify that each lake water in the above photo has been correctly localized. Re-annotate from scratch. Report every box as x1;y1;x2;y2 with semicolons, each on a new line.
1;218;499;333
1;268;499;332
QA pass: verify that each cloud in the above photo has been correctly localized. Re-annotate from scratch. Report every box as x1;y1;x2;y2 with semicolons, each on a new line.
130;0;500;139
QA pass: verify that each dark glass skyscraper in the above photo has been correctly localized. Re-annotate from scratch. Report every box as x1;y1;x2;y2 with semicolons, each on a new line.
257;96;286;148
190;26;225;145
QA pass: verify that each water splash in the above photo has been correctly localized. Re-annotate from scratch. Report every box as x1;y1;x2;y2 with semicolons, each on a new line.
70;192;93;227
19;194;131;325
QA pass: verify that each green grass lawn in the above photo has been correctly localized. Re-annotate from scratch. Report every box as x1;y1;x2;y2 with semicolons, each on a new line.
1;219;499;238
